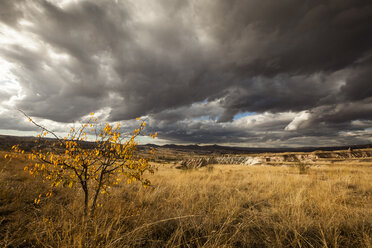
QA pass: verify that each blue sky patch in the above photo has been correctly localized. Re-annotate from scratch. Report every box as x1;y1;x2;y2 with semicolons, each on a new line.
233;112;257;120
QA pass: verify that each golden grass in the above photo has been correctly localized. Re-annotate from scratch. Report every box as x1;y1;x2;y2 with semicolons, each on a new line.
0;151;371;247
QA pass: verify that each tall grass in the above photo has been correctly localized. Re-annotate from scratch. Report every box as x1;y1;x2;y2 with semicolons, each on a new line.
1;152;371;247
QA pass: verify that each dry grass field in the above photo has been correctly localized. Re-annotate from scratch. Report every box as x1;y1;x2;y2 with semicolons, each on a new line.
1;151;371;247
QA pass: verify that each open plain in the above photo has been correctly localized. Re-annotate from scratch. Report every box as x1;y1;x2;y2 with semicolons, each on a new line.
1;147;371;247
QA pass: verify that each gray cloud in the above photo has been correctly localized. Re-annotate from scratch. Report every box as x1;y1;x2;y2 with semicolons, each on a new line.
0;0;371;146
0;0;26;26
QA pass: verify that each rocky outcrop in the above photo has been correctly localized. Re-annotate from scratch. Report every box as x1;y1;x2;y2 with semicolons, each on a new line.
215;156;265;165
176;149;372;168
315;150;372;159
176;157;217;169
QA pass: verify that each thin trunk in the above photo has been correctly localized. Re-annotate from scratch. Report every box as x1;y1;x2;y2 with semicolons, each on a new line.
83;184;89;217
83;166;89;217
90;171;104;216
90;187;99;216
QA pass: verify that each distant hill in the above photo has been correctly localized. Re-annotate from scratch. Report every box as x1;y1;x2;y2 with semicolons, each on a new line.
149;143;372;154
1;134;371;154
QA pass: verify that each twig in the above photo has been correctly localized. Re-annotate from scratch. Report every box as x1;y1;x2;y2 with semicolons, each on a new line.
18;109;64;146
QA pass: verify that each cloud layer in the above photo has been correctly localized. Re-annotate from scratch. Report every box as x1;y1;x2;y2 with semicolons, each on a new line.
0;0;372;146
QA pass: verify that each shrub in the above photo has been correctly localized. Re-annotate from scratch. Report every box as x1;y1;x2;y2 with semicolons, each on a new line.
6;112;157;216
296;161;309;174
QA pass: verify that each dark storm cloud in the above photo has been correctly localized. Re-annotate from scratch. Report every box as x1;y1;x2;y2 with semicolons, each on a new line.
217;73;338;122
340;60;372;102
207;0;372;121
149;100;223;124
0;0;372;146
205;0;372;75
298;100;372;129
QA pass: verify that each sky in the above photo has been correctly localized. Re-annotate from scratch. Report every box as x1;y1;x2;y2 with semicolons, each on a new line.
0;0;372;147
